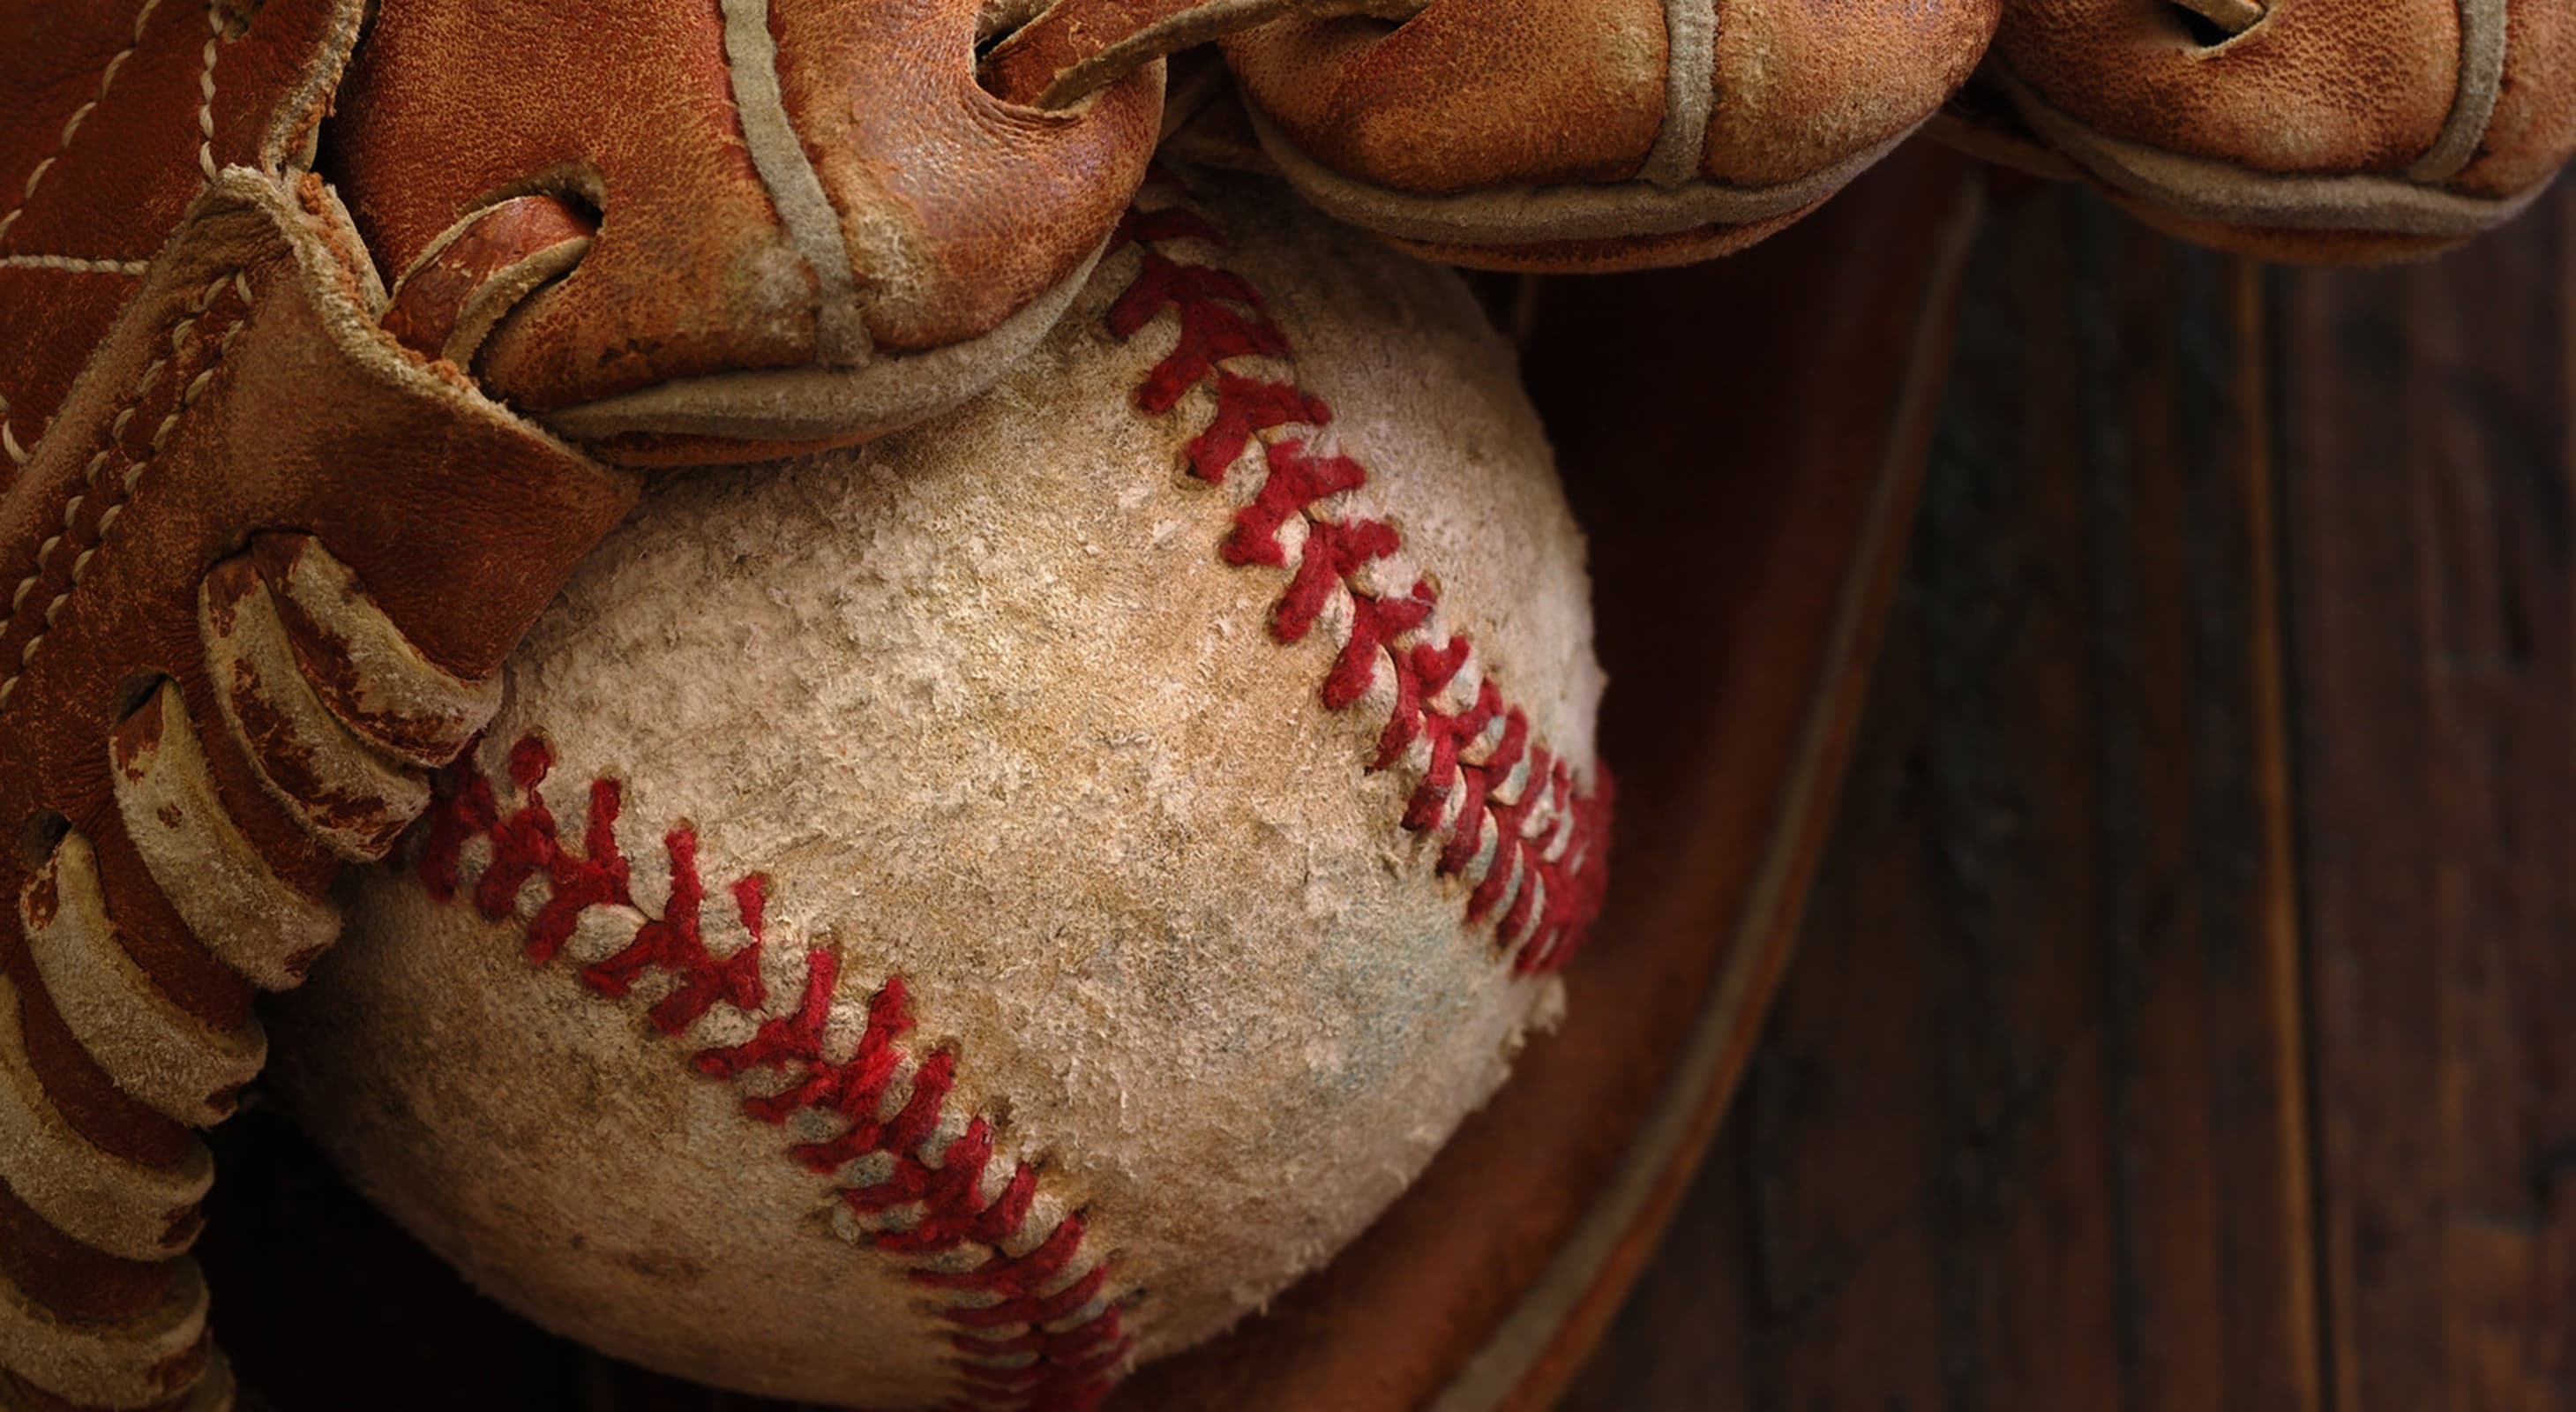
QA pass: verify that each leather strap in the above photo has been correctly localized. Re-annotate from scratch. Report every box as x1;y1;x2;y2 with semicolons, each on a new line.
380;195;596;367
994;0;2003;273
0;166;635;1412
2171;0;2264;34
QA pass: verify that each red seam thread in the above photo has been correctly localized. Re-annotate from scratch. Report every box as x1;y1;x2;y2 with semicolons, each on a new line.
1108;181;1614;973
418;744;1126;1412
403;182;1612;1412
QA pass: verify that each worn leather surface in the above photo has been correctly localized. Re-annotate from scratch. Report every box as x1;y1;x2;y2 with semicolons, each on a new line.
984;0;1998;270
0;167;634;1412
1232;0;1675;192
1217;0;1998;269
0;0;358;475
0;11;365;1405
322;0;1162;458
0;4;1154;1405
2002;0;2461;174
985;0;1404;109
1981;0;2576;258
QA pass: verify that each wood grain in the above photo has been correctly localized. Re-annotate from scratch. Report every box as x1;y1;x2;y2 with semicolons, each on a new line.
1569;172;2576;1412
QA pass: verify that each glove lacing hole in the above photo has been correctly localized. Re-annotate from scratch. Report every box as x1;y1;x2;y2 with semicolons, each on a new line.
2167;0;2263;48
16;810;67;871
977;0;1052;51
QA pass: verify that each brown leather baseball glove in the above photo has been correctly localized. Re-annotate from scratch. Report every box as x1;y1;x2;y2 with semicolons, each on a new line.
0;4;1995;1409
1946;0;2576;260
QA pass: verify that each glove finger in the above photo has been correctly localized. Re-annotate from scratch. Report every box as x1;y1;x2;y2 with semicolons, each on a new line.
326;0;1164;465
1221;0;2000;271
0;167;634;1412
1987;0;2576;259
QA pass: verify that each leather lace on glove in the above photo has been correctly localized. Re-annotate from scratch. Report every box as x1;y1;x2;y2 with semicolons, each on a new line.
1948;0;2576;261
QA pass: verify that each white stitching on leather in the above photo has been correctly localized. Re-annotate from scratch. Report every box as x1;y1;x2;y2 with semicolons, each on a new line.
0;253;153;275
1247;101;1915;244
0;1;210;471
196;0;223;178
719;0;874;367
0;0;168;251
1641;0;1718;188
0;271;240;711
2408;0;2509;185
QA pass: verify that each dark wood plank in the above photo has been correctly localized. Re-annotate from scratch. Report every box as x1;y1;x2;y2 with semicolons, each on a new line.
2280;179;2576;1412
1566;181;2321;1412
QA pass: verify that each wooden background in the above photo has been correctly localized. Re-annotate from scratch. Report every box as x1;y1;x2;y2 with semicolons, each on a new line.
1562;176;2576;1408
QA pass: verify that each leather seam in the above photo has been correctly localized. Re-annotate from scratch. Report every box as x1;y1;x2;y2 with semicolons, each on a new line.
535;237;1106;450
1996;64;2542;235
0;269;247;714
0;0;170;253
191;0;223;181
1247;101;1913;246
0;0;173;469
0;0;238;476
0;254;152;275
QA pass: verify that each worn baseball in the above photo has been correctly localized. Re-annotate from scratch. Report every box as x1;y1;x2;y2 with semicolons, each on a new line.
268;175;1611;1408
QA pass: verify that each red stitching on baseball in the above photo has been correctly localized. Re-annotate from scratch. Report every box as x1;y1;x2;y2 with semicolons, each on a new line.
397;184;1608;1409
418;740;1127;1412
1108;185;1613;973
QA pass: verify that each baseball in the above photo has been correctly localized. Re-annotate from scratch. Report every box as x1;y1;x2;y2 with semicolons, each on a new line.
269;174;1610;1407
